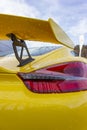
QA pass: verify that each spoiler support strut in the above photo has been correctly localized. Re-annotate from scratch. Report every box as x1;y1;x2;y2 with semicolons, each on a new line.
7;33;34;67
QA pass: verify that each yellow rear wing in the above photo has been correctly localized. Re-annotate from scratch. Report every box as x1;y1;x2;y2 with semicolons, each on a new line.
0;14;74;48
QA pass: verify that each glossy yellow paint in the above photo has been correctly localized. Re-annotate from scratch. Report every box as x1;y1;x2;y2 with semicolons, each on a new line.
0;14;87;130
0;46;87;129
0;14;74;48
0;46;87;73
0;73;87;130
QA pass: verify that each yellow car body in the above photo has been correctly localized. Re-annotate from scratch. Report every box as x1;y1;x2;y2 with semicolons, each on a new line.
0;14;87;130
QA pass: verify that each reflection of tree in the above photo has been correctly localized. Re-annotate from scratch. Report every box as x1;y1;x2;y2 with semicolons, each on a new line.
74;45;87;58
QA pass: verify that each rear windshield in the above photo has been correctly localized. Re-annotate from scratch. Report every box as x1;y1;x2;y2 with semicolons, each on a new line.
0;40;61;57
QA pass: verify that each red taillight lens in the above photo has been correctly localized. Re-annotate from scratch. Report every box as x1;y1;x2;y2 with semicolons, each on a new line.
47;61;87;77
18;61;87;93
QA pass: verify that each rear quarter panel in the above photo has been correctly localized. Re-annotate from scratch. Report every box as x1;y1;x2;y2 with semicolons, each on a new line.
0;73;87;130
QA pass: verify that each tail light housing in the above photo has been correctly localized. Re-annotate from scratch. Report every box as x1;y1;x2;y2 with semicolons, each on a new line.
18;61;87;93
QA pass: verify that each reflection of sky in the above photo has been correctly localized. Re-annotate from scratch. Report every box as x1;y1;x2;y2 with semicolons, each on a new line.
0;40;60;56
0;40;13;56
0;0;87;45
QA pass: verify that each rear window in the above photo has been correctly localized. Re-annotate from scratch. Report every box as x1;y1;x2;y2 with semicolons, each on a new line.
0;40;13;56
0;40;61;57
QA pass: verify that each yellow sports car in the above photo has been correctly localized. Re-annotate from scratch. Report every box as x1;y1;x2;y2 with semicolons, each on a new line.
0;14;87;130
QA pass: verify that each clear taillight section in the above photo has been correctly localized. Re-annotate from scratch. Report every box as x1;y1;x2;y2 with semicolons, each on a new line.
18;61;87;93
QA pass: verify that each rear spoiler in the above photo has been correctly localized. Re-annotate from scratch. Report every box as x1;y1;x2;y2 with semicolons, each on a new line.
0;14;74;49
49;18;74;49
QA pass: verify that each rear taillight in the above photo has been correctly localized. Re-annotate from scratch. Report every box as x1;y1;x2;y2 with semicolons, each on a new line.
18;61;87;93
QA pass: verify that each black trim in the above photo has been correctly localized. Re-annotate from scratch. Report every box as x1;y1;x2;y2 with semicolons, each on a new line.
7;33;34;66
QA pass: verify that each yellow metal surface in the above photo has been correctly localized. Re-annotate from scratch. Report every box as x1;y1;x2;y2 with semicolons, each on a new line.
49;18;74;48
0;46;87;73
0;47;87;129
0;14;87;130
0;73;87;130
0;14;74;48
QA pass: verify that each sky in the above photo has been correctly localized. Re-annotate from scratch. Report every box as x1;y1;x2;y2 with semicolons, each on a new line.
0;0;87;45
